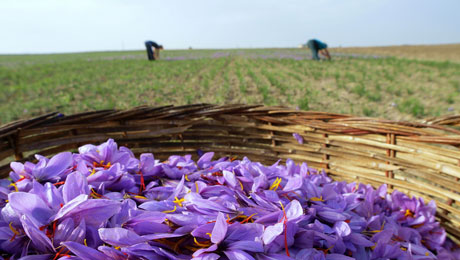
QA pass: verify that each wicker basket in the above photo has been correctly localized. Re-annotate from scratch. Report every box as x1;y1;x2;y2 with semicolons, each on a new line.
1;104;459;243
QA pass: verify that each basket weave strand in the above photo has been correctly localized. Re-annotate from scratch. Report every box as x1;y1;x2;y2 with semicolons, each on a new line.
1;104;459;243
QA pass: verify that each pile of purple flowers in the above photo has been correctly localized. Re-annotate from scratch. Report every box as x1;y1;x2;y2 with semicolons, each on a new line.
1;139;459;259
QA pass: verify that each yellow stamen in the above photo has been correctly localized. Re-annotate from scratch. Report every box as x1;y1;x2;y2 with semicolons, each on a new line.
370;220;386;233
206;232;212;238
5;200;8;203
163;206;177;213
194;237;210;247
89;169;96;176
269;177;282;191
279;201;286;212
425;252;429;256
185;175;190;181
133;195;148;200
90;188;103;199
324;245;334;253
310;196;324;202
9;222;20;236
404;209;414;218
195;182;199;193
240;213;257;224
239;180;244;190
84;239;88;247
114;246;120;250
401;247;407;251
173;197;185;207
9;182;18;192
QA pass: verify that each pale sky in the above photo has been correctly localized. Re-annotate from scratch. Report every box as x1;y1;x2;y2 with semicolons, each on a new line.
1;0;459;54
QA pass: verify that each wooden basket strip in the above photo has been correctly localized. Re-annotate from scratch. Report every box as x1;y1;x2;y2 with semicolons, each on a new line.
329;166;452;201
397;139;460;163
398;168;460;193
424;115;460;126
43;110;115;127
1;105;460;241
400;135;460;145
16;123;188;145
327;135;415;153
0;112;59;138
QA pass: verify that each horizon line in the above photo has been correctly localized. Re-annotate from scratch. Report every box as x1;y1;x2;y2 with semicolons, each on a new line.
1;42;459;56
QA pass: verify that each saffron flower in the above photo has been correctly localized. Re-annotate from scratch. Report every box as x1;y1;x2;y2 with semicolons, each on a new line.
0;139;457;259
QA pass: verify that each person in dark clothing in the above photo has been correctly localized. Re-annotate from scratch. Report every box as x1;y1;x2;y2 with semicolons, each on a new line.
306;39;331;61
145;41;163;61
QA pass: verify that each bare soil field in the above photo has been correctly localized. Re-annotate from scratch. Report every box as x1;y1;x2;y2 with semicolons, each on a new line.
331;43;460;62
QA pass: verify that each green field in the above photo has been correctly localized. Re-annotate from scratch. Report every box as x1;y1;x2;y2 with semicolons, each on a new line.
1;48;459;124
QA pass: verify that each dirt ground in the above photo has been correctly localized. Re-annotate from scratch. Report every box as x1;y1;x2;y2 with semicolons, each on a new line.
331;44;460;62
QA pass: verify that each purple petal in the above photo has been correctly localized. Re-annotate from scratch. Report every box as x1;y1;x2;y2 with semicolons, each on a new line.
262;222;284;245
54;195;121;226
317;210;347;222
348;233;374;247
193;244;219;258
66;219;86;245
17;256;54;260
282;175;303;192
98;246;132;260
223;170;237;187
98;227;147;247
63;241;111;260
9;192;54;226
285;200;302;221
43;182;64;211
224;249;256;260
211;212;228;244
20;215;55;253
226;223;264;242
36;152;72;181
139;153;161;176
197;152;214;169
333;221;351;237
293;133;304;144
193;252;220;260
192;223;215;239
63;172;90;203
227;241;264;252
184;192;233;213
325;254;355;260
53;218;75;246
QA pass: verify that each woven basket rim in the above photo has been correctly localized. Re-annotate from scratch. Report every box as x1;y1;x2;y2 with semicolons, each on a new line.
1;104;460;244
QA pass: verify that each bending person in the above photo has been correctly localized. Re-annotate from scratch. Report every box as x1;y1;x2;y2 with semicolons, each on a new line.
306;39;331;61
144;41;164;61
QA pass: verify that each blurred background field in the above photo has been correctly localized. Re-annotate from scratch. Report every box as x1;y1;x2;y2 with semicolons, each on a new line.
331;43;460;62
1;44;459;124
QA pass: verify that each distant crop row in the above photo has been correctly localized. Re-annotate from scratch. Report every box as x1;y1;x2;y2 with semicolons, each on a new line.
0;49;459;124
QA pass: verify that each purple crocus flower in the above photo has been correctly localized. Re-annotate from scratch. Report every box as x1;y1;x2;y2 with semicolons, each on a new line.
292;133;304;144
192;212;265;259
0;139;457;259
9;152;73;191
